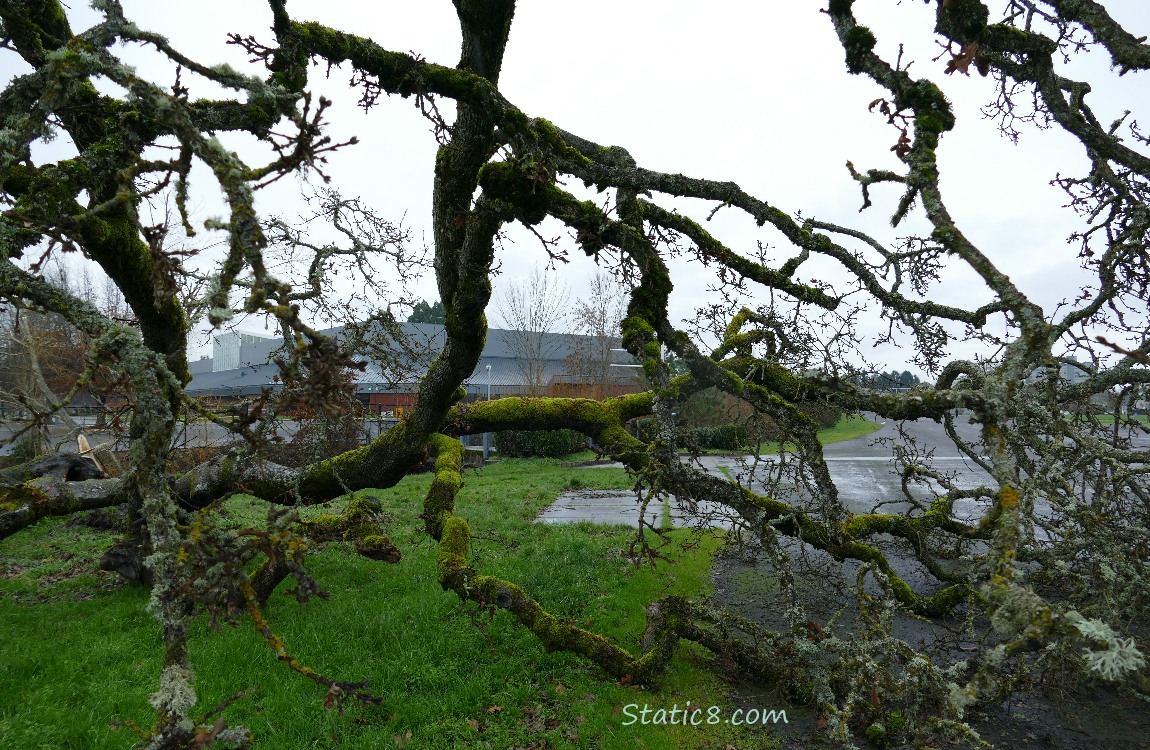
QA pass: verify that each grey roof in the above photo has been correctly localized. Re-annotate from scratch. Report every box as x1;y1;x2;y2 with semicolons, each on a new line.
189;356;214;375
185;323;639;397
185;362;283;397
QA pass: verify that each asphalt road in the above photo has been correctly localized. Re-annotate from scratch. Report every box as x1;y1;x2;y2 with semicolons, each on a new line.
538;414;992;526
537;411;1150;526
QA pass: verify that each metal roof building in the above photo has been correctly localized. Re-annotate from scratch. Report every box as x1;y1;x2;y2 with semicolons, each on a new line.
185;323;643;403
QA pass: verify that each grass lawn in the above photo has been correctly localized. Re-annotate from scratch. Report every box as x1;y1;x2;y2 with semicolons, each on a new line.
754;412;882;455
1;457;779;749
1065;413;1150;427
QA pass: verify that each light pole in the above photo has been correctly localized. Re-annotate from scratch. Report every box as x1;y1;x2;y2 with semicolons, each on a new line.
483;364;492;461
608;349;646;440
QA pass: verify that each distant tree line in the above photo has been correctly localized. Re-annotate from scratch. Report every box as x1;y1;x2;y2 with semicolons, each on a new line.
407;299;446;324
851;369;923;392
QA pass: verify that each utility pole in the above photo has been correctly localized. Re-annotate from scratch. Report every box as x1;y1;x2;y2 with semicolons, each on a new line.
483;364;492;461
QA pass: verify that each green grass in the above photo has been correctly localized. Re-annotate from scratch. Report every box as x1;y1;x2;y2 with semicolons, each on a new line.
0;458;776;749
755;413;882;455
685;414;882;456
1065;413;1150;427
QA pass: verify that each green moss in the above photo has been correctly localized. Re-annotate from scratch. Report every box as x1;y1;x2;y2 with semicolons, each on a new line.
844;25;877;74
353;534;400;563
291;21;356;62
467;573;644;680
564;198;611;253
843;513;906;539
290;19;498;103
620;316;655;343
3;0;69;61
920;584;969;616
302;494;386;542
303;444;370;490
827;0;855;14
899;80;955;132
1;163;36;195
935;0;990;42
915;111;947;134
531;118;586;164
435;514;472;587
477;161;550;224
422;435;464;538
345;495;382;515
982;22;1057;55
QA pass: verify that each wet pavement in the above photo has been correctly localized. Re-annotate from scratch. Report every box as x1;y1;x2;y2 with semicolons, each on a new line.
536;411;1150;527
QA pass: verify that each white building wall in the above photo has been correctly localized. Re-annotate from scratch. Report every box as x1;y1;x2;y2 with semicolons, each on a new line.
212;332;278;372
212;333;241;372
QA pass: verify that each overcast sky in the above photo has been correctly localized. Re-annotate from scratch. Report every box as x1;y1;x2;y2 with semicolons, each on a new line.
4;1;1148;370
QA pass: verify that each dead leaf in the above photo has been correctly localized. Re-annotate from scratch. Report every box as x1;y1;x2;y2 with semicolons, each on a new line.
944;41;980;76
891;128;912;158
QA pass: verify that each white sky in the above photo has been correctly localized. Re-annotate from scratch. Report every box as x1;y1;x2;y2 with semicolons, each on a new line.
3;1;1148;372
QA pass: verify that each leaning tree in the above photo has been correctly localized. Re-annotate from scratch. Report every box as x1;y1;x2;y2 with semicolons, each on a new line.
2;0;1149;747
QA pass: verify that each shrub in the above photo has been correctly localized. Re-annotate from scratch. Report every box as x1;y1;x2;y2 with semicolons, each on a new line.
8;431;44;463
634;417;754;450
274;414;366;468
689;423;749;450
676;386;728;428
493;429;586;457
631;417;659;442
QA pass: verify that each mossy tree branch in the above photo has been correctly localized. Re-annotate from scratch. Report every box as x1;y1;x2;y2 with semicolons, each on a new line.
3;1;1150;743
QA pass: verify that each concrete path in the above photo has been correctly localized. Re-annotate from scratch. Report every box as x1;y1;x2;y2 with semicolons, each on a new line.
534;470;736;528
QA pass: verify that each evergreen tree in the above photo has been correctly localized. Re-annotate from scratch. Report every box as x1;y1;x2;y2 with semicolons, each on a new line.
408;299;446;324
